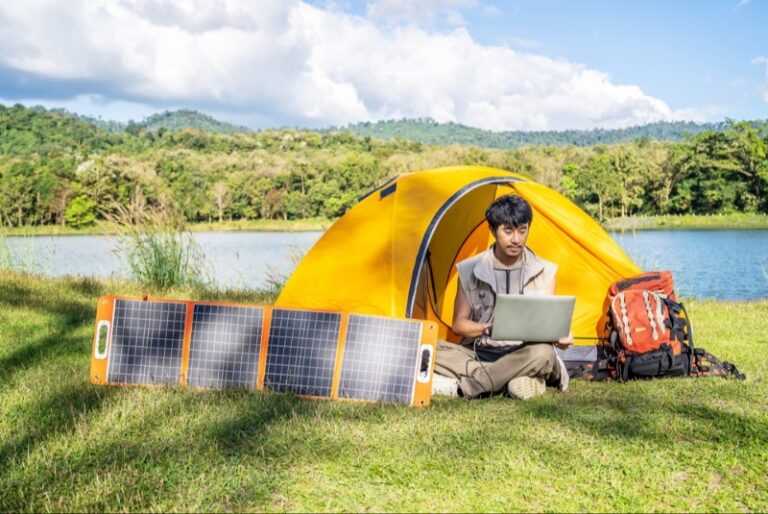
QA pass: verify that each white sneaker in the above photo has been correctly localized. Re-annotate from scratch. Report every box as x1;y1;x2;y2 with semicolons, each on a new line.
507;376;546;400
431;373;459;397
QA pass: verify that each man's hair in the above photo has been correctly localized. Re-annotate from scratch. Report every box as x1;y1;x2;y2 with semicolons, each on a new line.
485;194;533;231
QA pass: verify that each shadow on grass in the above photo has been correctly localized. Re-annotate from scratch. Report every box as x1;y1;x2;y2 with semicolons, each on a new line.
5;271;765;509
5;379;766;511
0;386;356;511
0;275;101;384
523;390;768;446
0;383;116;467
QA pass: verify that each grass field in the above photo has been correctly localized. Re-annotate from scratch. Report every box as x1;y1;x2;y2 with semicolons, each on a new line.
603;213;768;231
1;271;767;512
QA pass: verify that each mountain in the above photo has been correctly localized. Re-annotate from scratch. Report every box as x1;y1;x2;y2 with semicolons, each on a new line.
0;104;248;155
0;103;121;155
47;107;248;134
140;109;249;134
330;118;732;148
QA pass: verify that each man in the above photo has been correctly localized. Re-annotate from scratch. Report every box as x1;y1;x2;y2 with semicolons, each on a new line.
432;194;573;399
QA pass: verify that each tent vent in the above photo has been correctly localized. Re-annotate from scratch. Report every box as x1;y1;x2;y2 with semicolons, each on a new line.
379;183;397;199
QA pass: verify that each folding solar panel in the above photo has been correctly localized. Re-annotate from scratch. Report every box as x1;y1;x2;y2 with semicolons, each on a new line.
91;296;437;407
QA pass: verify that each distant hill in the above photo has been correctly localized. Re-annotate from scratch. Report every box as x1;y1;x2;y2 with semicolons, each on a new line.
2;102;757;154
331;118;733;148
0;103;121;155
140;109;249;134
48;107;248;134
0;104;250;155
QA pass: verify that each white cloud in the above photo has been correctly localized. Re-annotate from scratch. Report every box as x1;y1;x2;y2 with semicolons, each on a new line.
365;0;477;26
503;36;543;49
0;0;701;129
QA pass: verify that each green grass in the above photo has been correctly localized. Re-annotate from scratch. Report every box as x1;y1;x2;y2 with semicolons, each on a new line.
113;212;212;290
1;272;767;512
604;213;768;231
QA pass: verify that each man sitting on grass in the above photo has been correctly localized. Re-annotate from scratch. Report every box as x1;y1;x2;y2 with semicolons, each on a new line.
432;194;573;400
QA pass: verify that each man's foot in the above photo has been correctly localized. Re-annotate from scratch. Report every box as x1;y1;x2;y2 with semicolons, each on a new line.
507;376;546;400
431;373;459;397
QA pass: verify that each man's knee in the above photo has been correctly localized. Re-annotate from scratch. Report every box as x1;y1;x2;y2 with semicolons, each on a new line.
521;343;556;372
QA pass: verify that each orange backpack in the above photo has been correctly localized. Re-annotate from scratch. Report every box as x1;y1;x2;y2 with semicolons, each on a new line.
605;271;693;381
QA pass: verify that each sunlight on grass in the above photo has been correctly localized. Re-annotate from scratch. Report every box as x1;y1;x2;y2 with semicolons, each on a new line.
1;272;767;512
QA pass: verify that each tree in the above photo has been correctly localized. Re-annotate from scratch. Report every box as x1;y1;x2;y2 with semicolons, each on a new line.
562;154;622;220
156;156;209;221
210;181;229;222
670;131;742;214
65;195;96;227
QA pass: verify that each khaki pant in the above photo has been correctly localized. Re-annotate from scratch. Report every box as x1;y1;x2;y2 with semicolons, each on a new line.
434;341;562;398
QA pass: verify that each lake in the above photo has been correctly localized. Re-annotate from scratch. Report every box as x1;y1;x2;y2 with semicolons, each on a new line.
3;229;767;300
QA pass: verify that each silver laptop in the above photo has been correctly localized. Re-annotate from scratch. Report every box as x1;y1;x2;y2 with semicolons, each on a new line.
491;294;575;342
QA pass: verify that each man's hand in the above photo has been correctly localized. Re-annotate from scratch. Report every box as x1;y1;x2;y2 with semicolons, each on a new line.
555;332;574;350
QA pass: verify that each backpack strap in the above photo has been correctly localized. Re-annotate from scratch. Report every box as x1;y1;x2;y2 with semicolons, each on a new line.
692;348;747;380
722;361;746;381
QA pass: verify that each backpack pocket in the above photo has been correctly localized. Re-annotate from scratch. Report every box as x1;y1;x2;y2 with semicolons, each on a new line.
619;343;690;381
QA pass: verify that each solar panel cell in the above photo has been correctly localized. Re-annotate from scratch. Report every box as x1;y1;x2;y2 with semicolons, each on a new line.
187;304;263;389
264;309;340;397
107;299;186;385
338;315;422;403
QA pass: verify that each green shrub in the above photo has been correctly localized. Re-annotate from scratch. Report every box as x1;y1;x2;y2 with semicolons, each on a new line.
64;195;97;228
112;207;212;290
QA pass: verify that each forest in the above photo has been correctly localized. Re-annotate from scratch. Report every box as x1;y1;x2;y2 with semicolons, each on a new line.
1;103;767;228
337;118;732;148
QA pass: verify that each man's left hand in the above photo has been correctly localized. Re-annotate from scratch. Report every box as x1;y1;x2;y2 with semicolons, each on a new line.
555;332;574;350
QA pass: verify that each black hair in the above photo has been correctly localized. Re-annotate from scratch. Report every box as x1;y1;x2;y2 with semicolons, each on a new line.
485;194;533;231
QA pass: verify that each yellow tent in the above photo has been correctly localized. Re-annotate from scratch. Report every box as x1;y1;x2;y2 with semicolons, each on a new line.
276;165;641;344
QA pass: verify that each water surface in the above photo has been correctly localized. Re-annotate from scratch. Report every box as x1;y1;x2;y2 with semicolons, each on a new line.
609;229;768;300
4;229;767;299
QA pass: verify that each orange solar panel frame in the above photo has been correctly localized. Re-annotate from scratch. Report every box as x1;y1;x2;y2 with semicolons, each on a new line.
91;295;438;408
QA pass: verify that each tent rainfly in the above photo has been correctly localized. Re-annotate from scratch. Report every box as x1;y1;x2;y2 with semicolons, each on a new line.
275;165;641;344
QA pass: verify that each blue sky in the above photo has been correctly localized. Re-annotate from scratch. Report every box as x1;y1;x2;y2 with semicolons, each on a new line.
0;0;766;130
459;0;767;120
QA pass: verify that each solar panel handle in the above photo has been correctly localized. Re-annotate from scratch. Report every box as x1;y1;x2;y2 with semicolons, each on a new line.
94;320;110;360
417;344;434;384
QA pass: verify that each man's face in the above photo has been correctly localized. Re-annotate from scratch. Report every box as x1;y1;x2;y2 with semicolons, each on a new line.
493;223;530;259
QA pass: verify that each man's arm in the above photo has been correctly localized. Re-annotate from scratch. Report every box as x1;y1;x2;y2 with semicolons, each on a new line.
452;281;491;339
546;275;574;349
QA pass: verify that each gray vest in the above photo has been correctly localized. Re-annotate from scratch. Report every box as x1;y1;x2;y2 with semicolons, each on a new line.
456;246;557;347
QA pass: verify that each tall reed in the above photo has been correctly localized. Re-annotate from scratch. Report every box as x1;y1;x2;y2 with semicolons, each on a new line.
110;206;212;290
0;231;48;273
261;245;304;302
0;233;11;270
